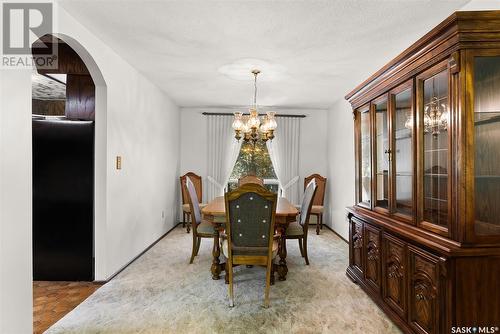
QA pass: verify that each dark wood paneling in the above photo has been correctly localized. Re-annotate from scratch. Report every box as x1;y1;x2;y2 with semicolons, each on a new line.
65;74;95;121
454;256;500;325
34;42;90;75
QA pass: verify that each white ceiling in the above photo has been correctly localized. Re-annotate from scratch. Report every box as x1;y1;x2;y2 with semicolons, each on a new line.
59;0;471;109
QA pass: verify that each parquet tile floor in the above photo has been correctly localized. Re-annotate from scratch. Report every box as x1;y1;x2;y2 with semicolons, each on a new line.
33;281;103;334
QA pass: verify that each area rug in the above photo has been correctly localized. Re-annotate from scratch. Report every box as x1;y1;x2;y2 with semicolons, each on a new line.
46;225;400;334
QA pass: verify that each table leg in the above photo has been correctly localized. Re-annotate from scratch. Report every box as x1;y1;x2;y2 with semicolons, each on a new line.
211;230;221;280
277;225;288;281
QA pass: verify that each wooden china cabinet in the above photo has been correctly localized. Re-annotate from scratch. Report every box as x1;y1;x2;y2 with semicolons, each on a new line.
345;11;500;334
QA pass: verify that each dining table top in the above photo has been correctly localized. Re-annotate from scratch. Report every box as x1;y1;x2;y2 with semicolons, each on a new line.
202;196;299;218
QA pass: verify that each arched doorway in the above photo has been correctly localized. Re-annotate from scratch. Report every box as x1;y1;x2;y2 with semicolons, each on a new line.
31;34;107;281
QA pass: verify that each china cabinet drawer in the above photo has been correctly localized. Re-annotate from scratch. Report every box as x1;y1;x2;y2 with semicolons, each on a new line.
382;233;407;319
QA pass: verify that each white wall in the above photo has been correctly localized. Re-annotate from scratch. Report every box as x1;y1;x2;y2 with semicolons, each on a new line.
60;4;181;281
325;100;356;240
179;107;328;208
0;4;180;332
0;70;33;334
460;0;500;10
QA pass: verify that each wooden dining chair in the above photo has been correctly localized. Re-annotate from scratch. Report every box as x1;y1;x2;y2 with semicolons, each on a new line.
180;172;206;233
222;183;278;308
185;176;216;264
238;175;264;187
304;174;326;235
286;178;317;265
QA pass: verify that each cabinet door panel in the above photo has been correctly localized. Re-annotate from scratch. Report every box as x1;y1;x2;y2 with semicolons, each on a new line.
382;233;407;319
469;52;500;242
364;224;381;292
408;246;440;334
392;84;415;221
417;62;451;236
350;218;364;276
374;97;390;211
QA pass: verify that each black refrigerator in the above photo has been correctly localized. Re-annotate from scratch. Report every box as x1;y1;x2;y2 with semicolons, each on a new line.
32;117;94;281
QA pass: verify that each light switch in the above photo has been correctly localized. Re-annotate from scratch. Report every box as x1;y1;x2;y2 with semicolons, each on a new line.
116;156;122;170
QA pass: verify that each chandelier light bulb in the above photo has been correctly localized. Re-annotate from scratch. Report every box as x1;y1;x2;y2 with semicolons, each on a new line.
232;112;243;131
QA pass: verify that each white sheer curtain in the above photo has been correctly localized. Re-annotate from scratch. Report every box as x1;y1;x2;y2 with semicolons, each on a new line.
266;116;301;204
206;115;242;201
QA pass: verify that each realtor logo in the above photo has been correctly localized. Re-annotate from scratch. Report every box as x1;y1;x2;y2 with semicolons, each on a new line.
3;2;52;54
1;2;57;69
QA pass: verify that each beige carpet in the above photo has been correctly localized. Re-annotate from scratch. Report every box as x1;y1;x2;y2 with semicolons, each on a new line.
46;225;401;334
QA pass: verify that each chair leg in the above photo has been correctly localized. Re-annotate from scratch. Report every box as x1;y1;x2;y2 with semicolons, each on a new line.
228;260;234;307
264;258;272;308
303;235;310;265
320;213;323;230
298;238;304;257
195;237;201;256
316;214;320;235
182;212;186;228
270;262;275;286
186;213;191;234
225;262;230;284
189;234;197;264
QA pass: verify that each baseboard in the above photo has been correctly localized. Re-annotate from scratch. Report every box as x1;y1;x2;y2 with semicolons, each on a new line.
101;222;182;282
323;224;348;244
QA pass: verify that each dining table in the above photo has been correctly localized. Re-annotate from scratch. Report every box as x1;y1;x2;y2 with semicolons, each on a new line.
201;196;299;282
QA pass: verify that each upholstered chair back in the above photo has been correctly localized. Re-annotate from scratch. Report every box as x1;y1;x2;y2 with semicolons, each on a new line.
299;179;318;227
225;184;277;256
238;175;264;187
186;176;202;226
304;174;326;206
180;172;202;205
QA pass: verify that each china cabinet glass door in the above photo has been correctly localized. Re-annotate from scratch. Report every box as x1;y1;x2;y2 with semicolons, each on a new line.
391;83;414;220
358;107;372;208
472;53;500;238
417;63;450;235
374;96;390;211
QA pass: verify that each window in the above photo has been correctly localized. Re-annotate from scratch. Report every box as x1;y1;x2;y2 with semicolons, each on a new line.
228;141;278;192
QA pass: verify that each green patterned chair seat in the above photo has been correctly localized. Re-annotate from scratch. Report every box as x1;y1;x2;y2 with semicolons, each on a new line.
197;221;216;236
286;221;305;237
221;239;278;258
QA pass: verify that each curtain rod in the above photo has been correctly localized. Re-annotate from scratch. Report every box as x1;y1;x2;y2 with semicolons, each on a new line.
201;112;306;118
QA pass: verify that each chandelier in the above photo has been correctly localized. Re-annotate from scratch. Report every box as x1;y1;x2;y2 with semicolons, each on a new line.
232;70;277;143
